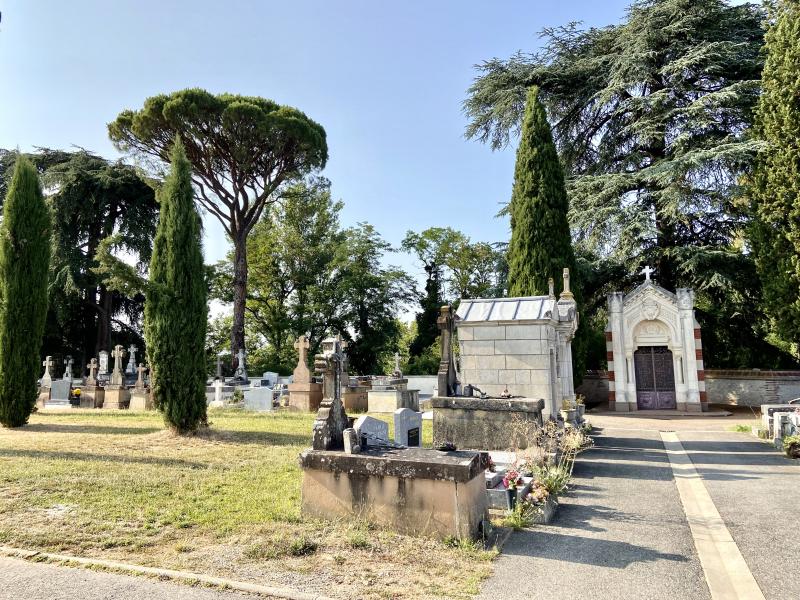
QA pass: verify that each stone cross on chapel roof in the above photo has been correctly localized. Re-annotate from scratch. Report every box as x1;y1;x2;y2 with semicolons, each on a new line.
641;265;654;282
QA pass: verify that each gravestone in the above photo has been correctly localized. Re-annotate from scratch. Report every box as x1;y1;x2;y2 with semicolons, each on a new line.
81;358;105;408
130;364;153;410
98;351;109;375
47;379;72;409
233;348;248;383
394;408;422;447
354;415;389;447
244;385;273;412
104;345;130;409
86;358;99;387
311;337;350;450
63;356;74;380
288;335;324;412
126;345;137;375
41;356;54;388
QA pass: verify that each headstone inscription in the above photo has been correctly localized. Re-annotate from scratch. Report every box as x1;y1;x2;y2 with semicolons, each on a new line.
354;415;389;448
394;408;422;447
41;356;54;387
48;379;72;408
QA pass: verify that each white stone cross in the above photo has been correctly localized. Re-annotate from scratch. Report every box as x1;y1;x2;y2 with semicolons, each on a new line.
641;265;654;282
111;344;126;386
127;344;138;374
135;363;147;390
41;356;54;387
63;357;73;380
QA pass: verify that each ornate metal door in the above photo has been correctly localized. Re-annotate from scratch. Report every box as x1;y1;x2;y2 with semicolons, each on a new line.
634;346;677;410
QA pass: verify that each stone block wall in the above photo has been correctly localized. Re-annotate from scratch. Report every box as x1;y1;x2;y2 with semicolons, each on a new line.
457;323;554;400
575;370;800;407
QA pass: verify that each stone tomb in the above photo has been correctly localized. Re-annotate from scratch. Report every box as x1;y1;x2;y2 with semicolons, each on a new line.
288;336;323;412
129;364;153;411
606;267;706;412
47;379;72;409
299;337;489;539
103;345;130;409
761;404;800;436
368;376;420;413
80;358;105;408
394;408;422;447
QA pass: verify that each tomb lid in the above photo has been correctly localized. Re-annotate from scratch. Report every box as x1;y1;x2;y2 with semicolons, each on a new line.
455;296;554;323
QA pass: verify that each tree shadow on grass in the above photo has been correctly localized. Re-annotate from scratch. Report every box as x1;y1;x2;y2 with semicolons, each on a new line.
0;448;207;469
22;423;163;436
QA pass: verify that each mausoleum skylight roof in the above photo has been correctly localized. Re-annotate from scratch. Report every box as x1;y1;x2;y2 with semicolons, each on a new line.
455;296;555;323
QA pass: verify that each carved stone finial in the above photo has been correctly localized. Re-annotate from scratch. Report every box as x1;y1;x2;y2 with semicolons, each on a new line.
559;268;574;301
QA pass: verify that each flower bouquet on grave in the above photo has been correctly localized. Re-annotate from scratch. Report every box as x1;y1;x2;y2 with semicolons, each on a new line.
502;469;522;490
527;480;550;506
783;433;800;459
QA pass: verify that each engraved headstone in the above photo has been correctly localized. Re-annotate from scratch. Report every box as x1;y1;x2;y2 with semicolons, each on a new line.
110;345;126;386
134;364;147;391
234;348;248;382
394;408;422;447
48;379;72;408
354;415;389;448
63;356;74;380
98;351;109;375
293;335;312;384
126;345;137;375
86;358;99;387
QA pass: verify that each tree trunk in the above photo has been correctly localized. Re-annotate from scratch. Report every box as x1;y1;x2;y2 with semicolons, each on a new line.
231;234;248;366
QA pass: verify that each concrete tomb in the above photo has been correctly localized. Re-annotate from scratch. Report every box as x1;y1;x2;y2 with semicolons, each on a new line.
129;364;153;410
288;335;323;412
368;375;420;413
606;267;706;412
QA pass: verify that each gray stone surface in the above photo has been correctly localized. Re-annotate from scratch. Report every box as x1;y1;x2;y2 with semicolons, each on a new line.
394;408;422;446
47;380;72;407
479;428;710;600
353;415;388;447
0;556;252;600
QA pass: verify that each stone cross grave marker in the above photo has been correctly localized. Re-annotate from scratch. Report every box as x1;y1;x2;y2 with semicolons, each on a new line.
135;364;147;391
86;358;99;387
63;356;73;380
641;265;654;282
98;351;109;375
110;345;126;386
293;335;311;384
215;354;223;380
394;408;422;447
41;356;54;387
126;345;137;375
354;415;389;448
393;352;402;378
234;348;247;381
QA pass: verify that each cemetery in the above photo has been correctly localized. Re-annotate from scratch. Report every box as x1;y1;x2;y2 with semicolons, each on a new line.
2;1;800;599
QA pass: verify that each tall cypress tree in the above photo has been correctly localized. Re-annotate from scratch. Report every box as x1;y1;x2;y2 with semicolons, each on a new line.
145;139;208;433
0;157;51;427
751;0;800;349
507;86;575;296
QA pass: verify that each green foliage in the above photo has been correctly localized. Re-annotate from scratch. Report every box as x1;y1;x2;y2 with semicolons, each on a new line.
144;140;208;434
750;0;800;354
0;157;51;427
109;88;328;358
531;464;570;496
507;86;575;298
464;0;792;368
0;149;157;364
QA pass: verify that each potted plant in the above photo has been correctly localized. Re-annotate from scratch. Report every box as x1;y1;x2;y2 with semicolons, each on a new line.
502;469;522;510
575;395;586;420
783;433;800;459
560;399;576;424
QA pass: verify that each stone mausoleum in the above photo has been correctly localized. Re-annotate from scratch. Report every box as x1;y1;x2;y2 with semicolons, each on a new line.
606;268;707;412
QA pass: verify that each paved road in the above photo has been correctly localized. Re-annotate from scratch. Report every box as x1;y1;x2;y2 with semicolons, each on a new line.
0;556;254;600
479;414;800;600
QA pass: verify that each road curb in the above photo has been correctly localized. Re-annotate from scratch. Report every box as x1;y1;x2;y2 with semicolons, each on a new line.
0;545;335;600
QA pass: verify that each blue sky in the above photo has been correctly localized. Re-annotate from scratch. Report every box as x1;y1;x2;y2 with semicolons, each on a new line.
0;0;630;280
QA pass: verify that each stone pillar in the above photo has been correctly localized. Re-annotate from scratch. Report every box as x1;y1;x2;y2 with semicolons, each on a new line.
607;293;627;410
677;288;701;411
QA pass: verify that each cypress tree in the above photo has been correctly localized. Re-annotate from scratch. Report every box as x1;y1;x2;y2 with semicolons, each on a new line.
507;86;575;296
145;139;208;433
751;0;800;348
0;157;51;427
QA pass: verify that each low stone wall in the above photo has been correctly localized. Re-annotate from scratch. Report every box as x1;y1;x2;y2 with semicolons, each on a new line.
575;370;800;407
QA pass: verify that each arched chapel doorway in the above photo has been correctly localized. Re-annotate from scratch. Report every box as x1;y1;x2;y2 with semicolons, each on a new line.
634;346;677;410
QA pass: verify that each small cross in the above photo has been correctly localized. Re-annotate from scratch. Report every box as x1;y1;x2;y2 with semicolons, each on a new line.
295;335;310;364
43;356;53;369
641;265;654;282
135;363;147;388
87;358;98;377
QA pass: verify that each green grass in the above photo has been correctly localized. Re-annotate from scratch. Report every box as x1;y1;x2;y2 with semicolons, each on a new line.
729;421;759;433
0;408;490;599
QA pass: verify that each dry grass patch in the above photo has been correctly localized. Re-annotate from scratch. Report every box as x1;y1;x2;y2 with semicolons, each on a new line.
0;409;494;599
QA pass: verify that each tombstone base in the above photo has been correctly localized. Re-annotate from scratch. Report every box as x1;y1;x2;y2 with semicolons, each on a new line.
37;387;50;409
342;386;369;412
431;396;545;451
299;447;489;539
129;390;153;411
287;382;323;412
80;386;105;408
103;386;130;410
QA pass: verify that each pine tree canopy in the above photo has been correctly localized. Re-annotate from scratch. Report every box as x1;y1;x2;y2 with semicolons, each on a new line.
750;0;800;350
507;86;575;297
0;156;51;427
144;139;208;434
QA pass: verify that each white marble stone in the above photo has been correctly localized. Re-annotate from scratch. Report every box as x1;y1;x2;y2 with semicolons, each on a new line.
394;408;422;447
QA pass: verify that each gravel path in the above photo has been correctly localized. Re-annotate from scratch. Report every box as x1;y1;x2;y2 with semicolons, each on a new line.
0;556;256;600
